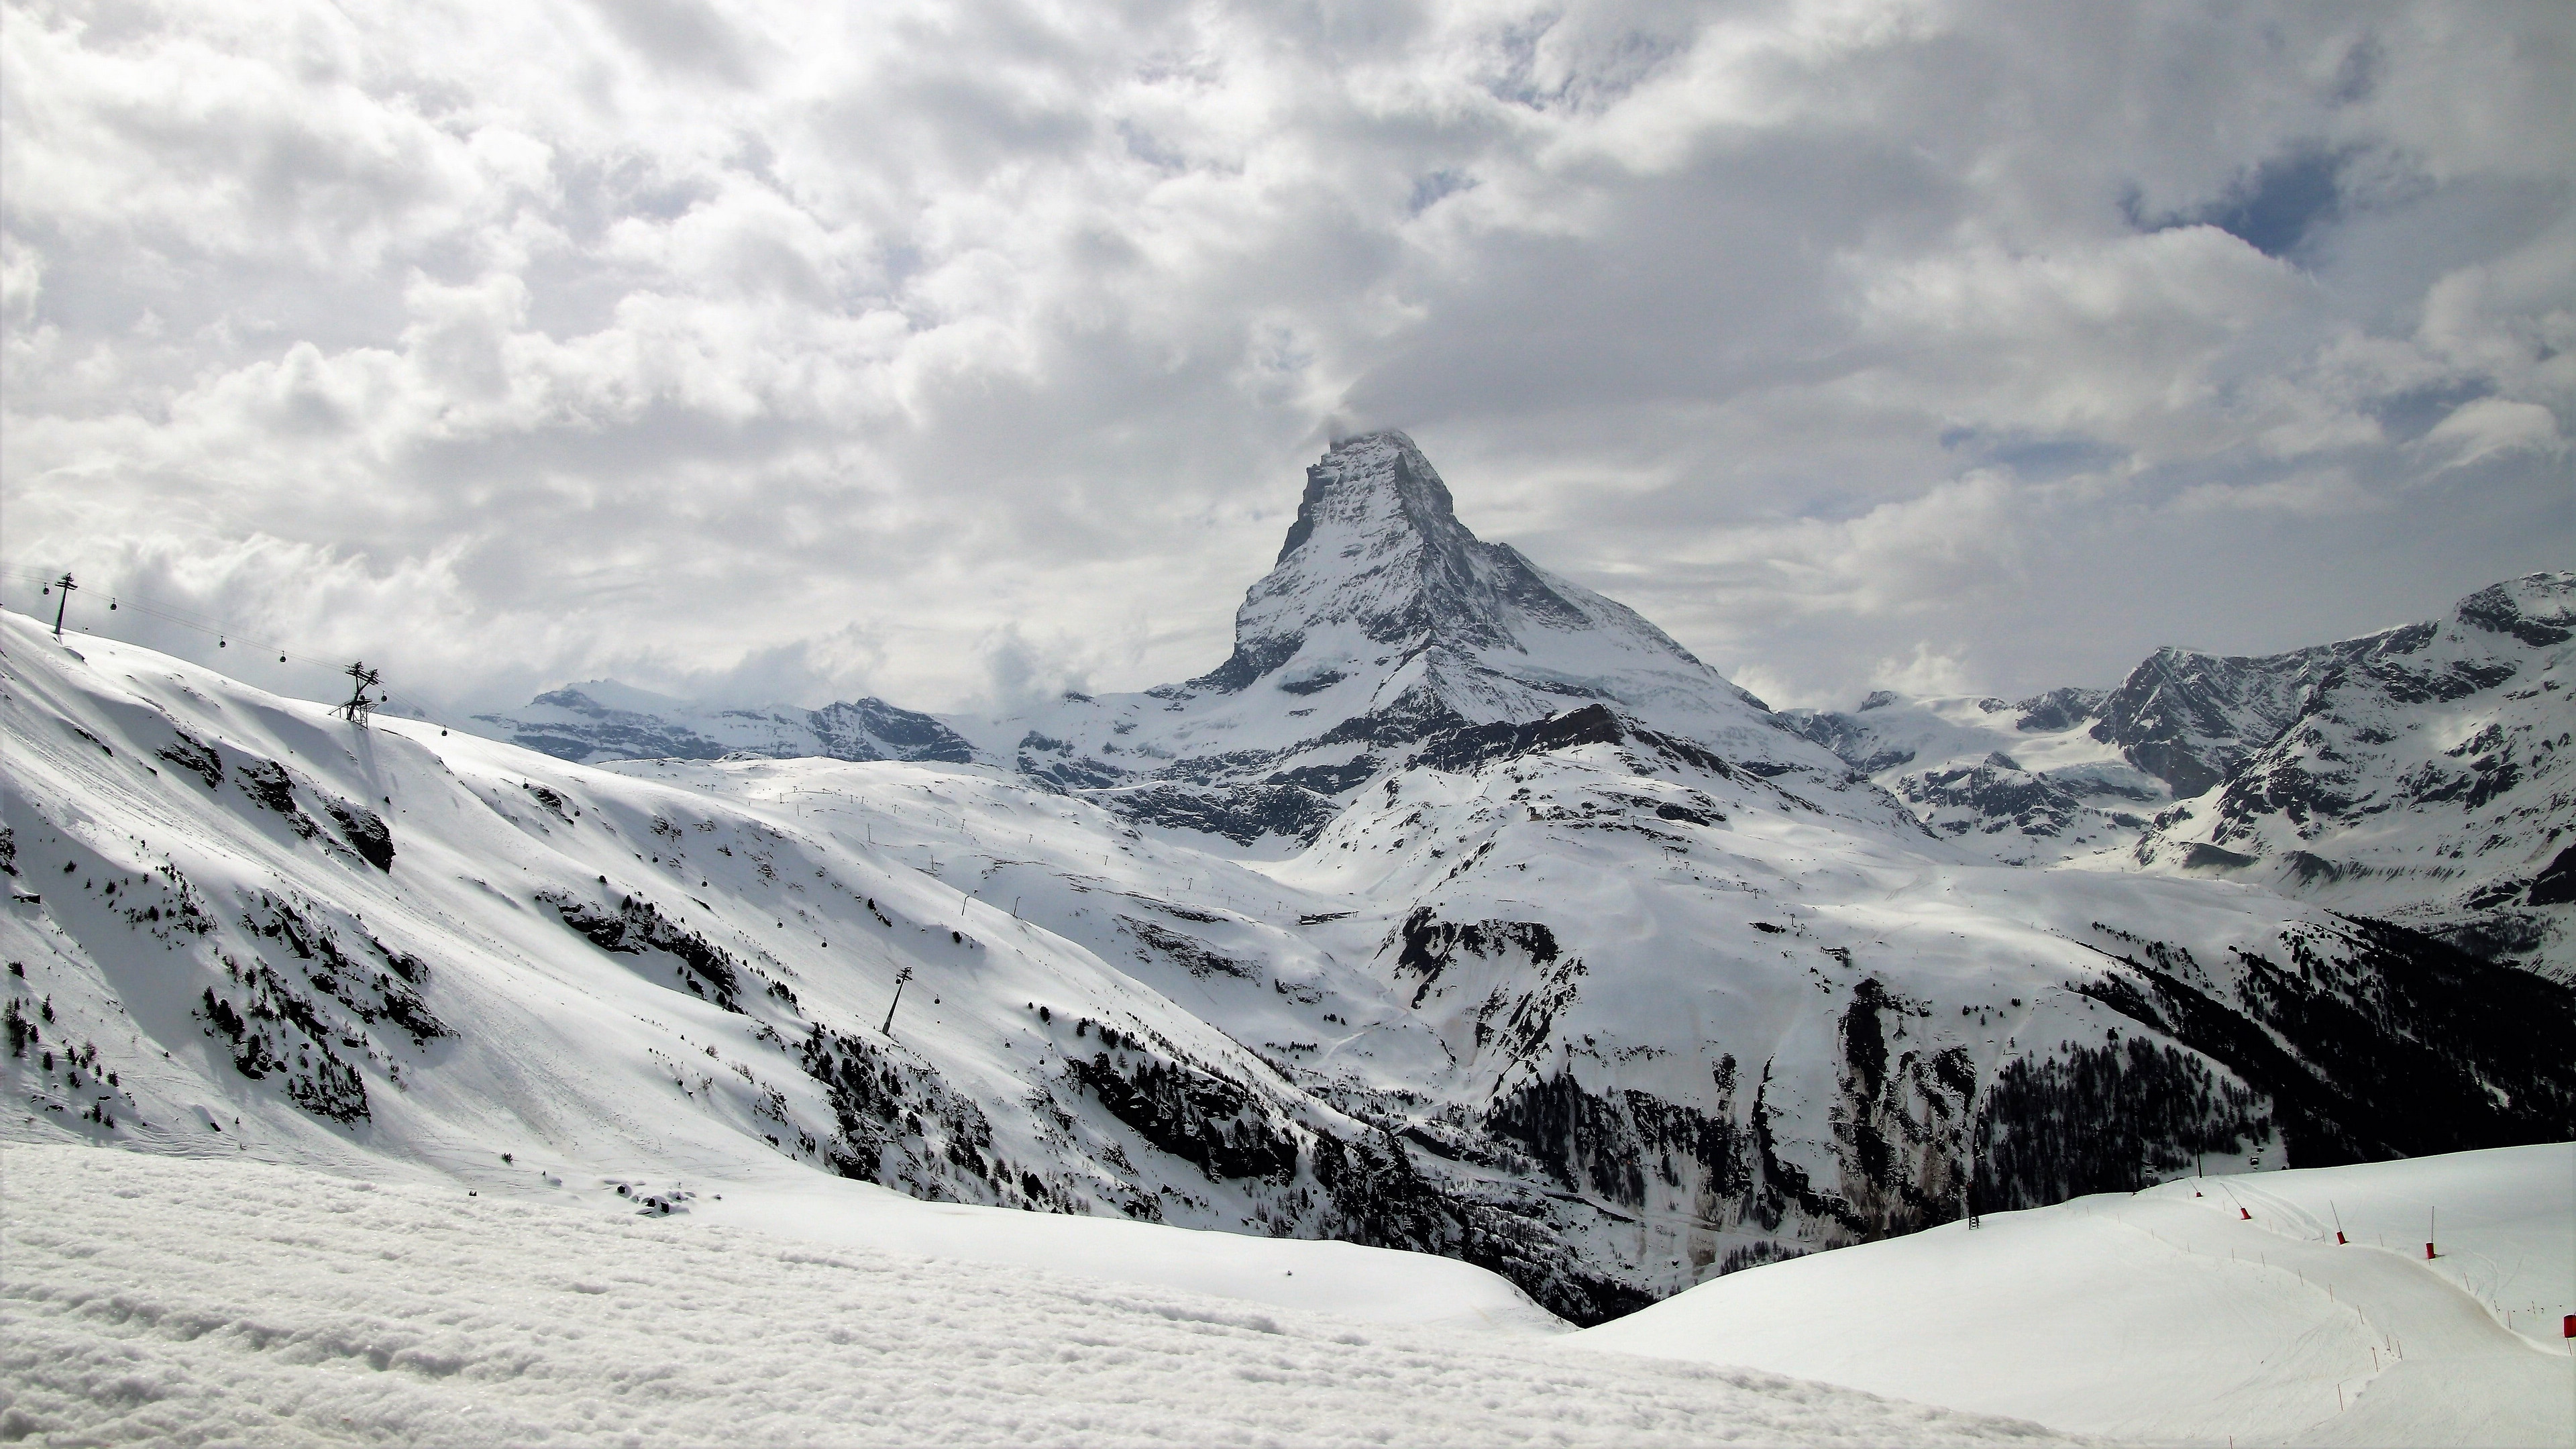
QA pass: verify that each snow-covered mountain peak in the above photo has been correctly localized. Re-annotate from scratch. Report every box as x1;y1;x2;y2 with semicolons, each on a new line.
920;431;1854;847
1171;432;1774;745
1195;431;1552;687
2455;570;2573;647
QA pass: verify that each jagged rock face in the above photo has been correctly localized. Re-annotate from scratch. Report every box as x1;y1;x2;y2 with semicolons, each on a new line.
1191;433;1768;736
1784;576;2576;979
2012;687;2107;735
931;431;1842;847
2137;572;2576;979
476;685;975;767
2089;640;2387;798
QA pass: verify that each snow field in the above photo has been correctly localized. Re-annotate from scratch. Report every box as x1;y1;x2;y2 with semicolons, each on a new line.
2190;1143;2575;1350
1568;1144;2575;1448
0;1144;2084;1448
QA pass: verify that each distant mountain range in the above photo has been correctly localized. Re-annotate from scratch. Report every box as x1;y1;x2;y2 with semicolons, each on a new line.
1782;572;2573;980
11;431;2569;1326
476;679;976;768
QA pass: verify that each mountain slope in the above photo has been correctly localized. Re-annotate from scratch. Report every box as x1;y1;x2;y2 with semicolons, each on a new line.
15;602;2570;1325
9;439;2570;1326
955;429;1858;857
0;614;1523;1282
1573;1142;2575;1448
1784;690;2165;865
1786;574;2576;979
2136;572;2576;979
474;681;977;767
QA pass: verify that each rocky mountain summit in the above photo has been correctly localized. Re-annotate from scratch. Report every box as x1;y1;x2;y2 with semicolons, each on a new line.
937;432;1854;845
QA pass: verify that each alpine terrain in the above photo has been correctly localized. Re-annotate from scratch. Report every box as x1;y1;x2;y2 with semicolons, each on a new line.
1786;572;2576;980
6;431;2571;1340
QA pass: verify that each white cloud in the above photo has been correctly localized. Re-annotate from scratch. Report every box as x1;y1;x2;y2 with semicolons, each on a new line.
1;0;2566;714
2424;397;2566;469
1869;642;1975;698
2173;470;2383;517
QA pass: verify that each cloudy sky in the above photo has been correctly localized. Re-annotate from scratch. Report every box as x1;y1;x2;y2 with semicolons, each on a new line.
4;0;2568;718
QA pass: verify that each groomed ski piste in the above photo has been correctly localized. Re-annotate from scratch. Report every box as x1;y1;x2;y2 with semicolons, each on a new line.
1578;1141;2574;1448
5;1141;2567;1446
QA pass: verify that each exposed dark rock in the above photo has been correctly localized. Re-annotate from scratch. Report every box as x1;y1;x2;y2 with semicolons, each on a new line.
537;889;747;1013
1897;761;2086;841
233;759;316;838
2458;576;2575;647
323;802;394;872
156;731;223;788
1106;782;1342;845
2529;845;2576;907
1120;916;1256;979
1278;670;1347;696
2013;687;2106;733
1265;757;1383;794
1063;1048;1297;1183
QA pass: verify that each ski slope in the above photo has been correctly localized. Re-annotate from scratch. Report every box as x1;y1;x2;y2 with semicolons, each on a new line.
7;606;2569;1328
1572;1142;2575;1448
0;1143;2074;1448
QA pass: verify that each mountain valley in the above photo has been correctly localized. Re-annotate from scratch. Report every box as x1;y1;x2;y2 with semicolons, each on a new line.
7;432;2570;1328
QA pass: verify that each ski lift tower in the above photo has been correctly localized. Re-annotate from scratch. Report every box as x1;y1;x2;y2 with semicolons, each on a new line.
46;574;76;639
338;661;382;727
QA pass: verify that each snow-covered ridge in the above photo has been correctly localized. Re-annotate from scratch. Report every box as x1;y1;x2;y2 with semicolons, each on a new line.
1574;1141;2575;1447
480;431;1846;849
1786;571;2576;978
475;680;977;768
10;607;2571;1326
2137;571;2576;977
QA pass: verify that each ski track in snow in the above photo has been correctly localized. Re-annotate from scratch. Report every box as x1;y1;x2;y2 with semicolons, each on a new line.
1572;1142;2575;1448
0;1145;2086;1448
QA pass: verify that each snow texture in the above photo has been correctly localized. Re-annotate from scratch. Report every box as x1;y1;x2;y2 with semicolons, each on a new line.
1;1144;2079;1448
1574;1142;2575;1448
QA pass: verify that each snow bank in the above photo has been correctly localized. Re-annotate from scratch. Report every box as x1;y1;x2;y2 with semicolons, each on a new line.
1568;1144;2575;1448
0;1145;2078;1448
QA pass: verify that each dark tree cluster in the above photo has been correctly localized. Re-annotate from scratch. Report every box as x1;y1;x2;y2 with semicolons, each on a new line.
1063;1046;1297;1183
539;889;746;1013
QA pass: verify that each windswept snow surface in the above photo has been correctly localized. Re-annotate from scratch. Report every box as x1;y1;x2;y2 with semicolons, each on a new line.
1572;1142;2576;1448
0;1144;2080;1448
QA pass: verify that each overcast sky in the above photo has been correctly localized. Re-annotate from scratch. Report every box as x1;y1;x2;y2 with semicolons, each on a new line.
4;0;2568;718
